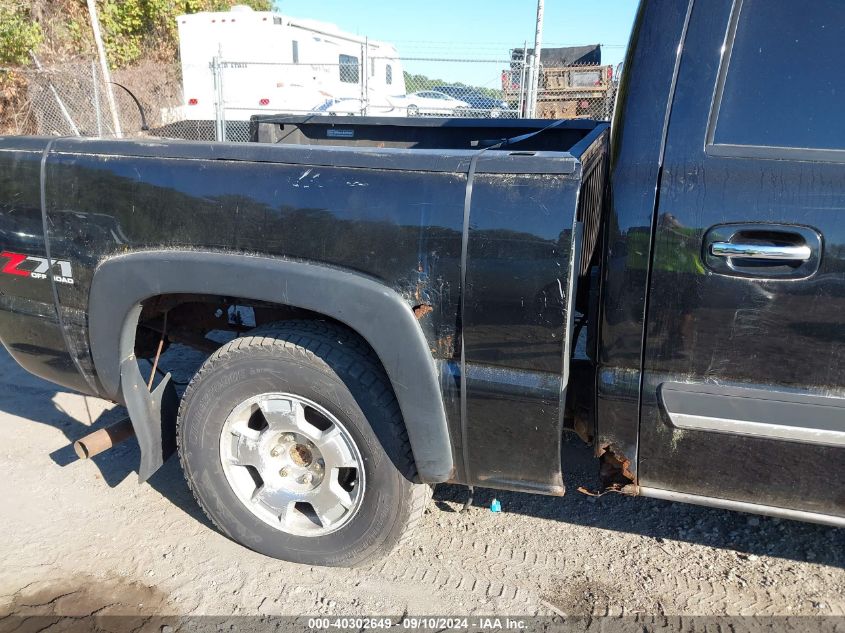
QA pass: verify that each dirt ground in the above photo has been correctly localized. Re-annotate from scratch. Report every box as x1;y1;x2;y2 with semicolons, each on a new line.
0;344;843;625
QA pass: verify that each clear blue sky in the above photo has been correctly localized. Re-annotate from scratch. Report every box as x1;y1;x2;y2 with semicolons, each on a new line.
272;1;639;88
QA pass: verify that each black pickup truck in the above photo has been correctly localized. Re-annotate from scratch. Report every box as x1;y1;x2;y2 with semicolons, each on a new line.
0;0;843;566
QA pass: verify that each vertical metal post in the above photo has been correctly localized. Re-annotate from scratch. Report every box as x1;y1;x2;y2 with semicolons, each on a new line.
92;60;103;137
86;0;122;137
212;52;226;142
525;54;536;118
517;41;528;118
528;0;545;118
360;39;369;115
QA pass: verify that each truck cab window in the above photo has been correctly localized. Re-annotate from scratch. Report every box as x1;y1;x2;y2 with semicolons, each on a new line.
386;64;393;85
339;54;359;84
291;41;299;64
709;0;845;155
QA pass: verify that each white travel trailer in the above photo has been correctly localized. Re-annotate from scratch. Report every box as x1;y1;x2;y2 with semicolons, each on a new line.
177;5;406;123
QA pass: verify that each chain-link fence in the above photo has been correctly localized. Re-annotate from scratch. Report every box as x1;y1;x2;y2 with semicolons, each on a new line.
0;60;202;139
206;55;617;142
2;62;120;137
1;54;618;143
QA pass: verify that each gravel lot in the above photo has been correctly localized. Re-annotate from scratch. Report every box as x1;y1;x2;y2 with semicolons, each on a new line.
0;343;843;625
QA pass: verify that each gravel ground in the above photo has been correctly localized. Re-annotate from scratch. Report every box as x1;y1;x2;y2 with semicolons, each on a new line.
0;343;843;625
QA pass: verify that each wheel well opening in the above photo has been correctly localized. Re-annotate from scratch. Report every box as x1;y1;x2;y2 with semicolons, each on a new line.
130;294;423;482
132;293;348;387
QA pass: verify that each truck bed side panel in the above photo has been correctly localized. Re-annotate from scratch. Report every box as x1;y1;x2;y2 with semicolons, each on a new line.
36;141;587;491
45;138;589;491
461;172;579;493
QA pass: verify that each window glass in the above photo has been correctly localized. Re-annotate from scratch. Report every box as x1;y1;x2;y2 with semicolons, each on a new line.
712;0;845;151
339;54;359;84
291;41;299;64
386;64;392;85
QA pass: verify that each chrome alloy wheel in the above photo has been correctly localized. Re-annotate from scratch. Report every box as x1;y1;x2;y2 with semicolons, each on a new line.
219;393;365;536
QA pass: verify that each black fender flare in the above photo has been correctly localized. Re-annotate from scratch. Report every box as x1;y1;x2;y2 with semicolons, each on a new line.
88;250;454;483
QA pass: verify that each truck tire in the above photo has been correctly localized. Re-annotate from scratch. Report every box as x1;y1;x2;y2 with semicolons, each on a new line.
176;320;432;567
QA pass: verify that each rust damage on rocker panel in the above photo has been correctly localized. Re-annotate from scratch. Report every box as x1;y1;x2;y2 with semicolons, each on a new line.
576;443;638;497
597;443;637;491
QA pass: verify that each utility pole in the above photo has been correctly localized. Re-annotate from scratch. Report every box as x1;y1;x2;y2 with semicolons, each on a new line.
528;0;545;117
86;0;122;137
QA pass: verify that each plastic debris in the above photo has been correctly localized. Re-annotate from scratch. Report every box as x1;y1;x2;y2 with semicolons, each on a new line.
490;498;502;513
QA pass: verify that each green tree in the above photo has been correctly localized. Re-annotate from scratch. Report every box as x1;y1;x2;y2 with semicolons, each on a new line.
0;2;43;65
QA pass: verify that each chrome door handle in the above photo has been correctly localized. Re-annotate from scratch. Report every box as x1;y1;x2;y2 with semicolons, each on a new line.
703;224;821;279
710;242;812;261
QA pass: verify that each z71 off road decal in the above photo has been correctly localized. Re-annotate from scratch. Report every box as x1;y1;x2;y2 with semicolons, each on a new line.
0;251;74;285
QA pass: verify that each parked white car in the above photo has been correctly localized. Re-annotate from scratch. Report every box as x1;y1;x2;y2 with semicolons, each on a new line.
396;91;471;116
311;97;406;117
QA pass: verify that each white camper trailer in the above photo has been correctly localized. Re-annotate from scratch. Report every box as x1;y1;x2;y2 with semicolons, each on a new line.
177;5;406;122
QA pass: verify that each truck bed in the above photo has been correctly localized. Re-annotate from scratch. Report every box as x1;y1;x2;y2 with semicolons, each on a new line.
249;114;609;279
250;114;604;152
